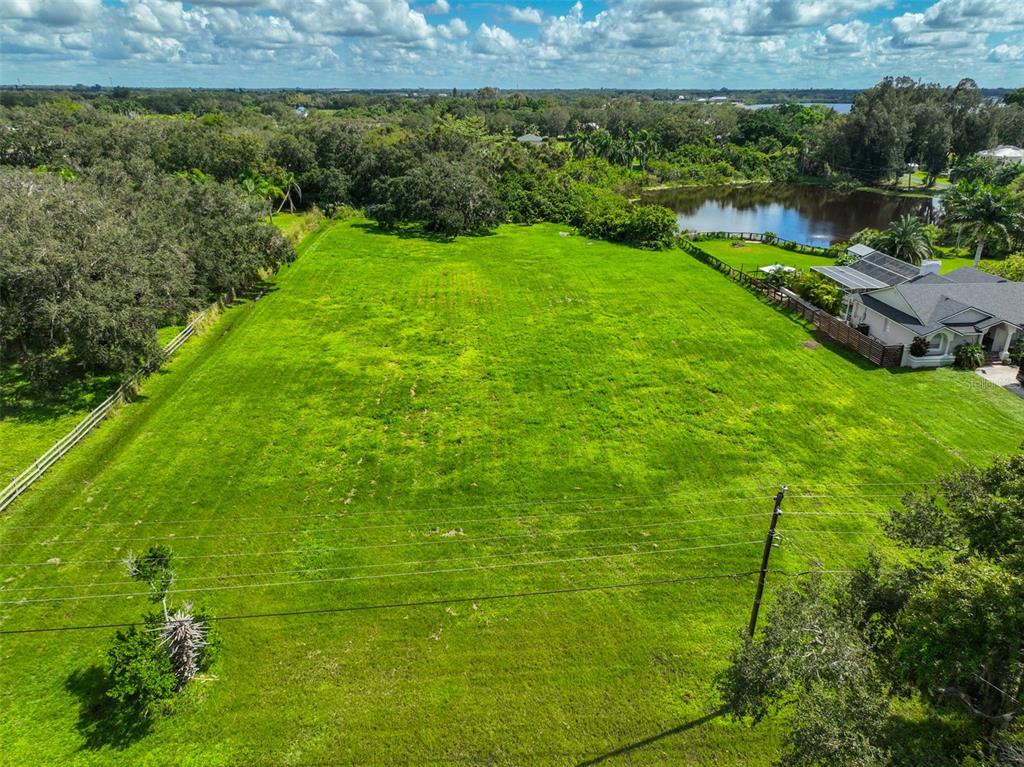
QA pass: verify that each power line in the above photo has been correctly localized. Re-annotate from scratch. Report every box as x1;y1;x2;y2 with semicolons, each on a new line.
785;481;938;489
0;568;846;637
0;489;782;531
785;493;907;500
0;498;773;548
0;530;757;594
784;511;890;517
0;511;773;568
0;539;766;606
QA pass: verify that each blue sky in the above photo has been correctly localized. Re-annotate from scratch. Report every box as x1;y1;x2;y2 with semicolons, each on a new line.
1;0;1022;88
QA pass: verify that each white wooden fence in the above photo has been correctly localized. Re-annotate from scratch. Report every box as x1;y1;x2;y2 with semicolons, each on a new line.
0;308;213;513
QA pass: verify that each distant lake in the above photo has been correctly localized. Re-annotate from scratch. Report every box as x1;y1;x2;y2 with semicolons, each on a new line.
745;102;853;113
644;184;936;245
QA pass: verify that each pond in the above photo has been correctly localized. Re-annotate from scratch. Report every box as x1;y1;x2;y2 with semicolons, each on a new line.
643;184;937;246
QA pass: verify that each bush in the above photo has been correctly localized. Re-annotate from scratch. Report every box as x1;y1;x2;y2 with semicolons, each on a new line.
105;607;220;716
910;337;930;357
954;343;985;370
762;230;778;245
785;271;845;315
1009;339;1024;366
106;625;178;714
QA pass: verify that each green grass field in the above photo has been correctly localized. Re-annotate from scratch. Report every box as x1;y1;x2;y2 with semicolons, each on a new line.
2;220;1023;766
699;238;975;274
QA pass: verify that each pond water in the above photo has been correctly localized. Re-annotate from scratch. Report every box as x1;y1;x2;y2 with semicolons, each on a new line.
745;102;853;114
643;184;937;245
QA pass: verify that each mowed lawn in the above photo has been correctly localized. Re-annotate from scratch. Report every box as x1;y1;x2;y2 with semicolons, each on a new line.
2;220;1023;766
699;238;976;274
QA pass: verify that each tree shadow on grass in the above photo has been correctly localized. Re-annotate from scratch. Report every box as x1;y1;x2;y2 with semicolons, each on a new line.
0;366;121;425
575;707;727;766
350;220;498;243
65;666;154;751
887;711;980;767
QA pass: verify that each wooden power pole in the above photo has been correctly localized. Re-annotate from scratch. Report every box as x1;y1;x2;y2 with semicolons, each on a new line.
748;485;787;637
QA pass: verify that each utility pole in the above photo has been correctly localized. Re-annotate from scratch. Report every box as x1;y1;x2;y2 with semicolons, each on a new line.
747;485;787;637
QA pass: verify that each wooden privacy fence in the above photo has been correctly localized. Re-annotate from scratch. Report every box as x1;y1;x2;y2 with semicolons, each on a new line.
679;240;904;368
692;231;833;255
0;303;222;513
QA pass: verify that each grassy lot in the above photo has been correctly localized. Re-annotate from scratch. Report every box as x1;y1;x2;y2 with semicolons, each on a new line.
2;220;1023;766
700;238;976;274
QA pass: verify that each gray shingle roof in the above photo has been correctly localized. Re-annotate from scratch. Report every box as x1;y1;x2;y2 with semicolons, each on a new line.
852;279;1024;336
942;266;1006;284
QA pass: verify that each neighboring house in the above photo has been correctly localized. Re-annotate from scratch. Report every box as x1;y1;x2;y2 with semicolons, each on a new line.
812;246;922;293
517;134;545;146
846;268;1023;367
977;145;1024;165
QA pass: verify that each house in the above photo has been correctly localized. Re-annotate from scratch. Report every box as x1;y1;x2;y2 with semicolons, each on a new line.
294;106;308;117
517;133;545;146
812;246;922;293
977;145;1024;165
846;268;1023;367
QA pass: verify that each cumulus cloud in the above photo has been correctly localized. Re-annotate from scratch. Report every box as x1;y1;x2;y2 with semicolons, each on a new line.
474;22;517;54
988;43;1024;62
0;0;100;26
421;0;448;14
0;0;1020;87
506;5;543;24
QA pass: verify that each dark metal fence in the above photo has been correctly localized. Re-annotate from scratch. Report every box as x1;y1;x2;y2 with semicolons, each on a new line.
692;231;833;255
679;239;904;368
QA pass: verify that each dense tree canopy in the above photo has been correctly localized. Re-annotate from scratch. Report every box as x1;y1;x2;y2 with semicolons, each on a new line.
719;454;1024;765
3;78;1023;392
0;166;292;387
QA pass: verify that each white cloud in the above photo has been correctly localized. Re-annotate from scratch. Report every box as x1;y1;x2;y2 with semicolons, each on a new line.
0;0;100;26
474;22;518;54
988;43;1024;62
506;5;543;24
438;16;468;38
421;0;448;14
0;0;1020;87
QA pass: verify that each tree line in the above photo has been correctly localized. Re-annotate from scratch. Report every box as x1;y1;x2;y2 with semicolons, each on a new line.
0;165;292;389
2;77;1023;394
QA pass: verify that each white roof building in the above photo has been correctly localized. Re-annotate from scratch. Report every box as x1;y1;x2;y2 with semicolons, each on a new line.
977;145;1024;164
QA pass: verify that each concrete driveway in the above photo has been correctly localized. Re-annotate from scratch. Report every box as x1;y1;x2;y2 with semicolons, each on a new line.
975;363;1024;399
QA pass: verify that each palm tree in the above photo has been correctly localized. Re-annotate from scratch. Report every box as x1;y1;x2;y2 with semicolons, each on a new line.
239;172;284;220
569;132;593;160
876;214;933;265
590;130;614;162
275;170;302;214
628;129;656;170
943;184;1020;266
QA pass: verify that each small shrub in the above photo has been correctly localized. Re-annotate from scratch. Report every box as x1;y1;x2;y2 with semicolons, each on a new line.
910;337;930;358
763;231;778;245
954;343;984;370
1008;339;1024;366
106;625;178;714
